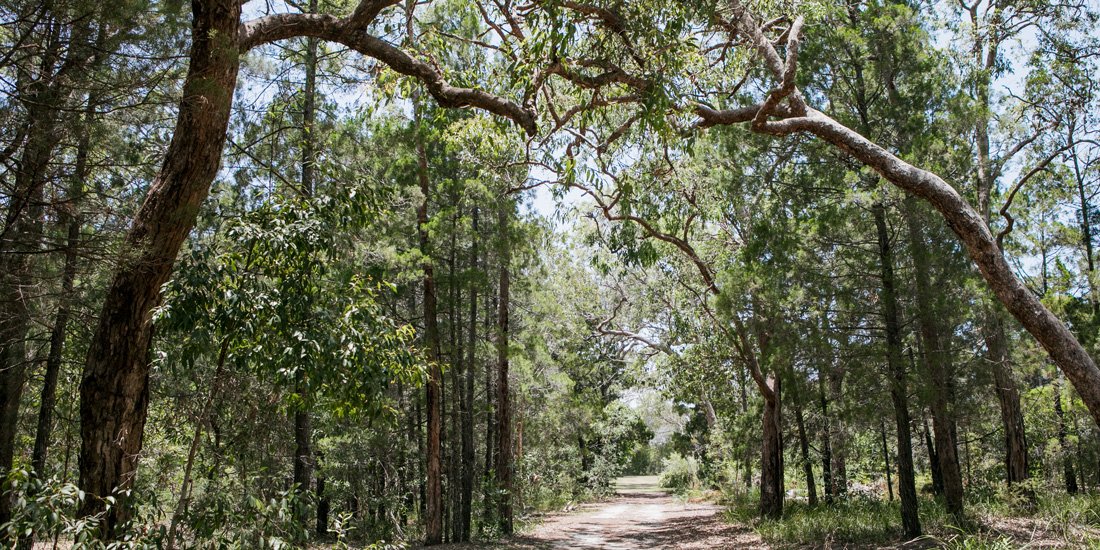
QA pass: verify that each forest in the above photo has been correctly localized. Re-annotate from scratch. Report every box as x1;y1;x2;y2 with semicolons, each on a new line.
1;0;1100;548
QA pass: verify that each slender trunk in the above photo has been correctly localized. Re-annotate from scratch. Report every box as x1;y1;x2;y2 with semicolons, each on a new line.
448;220;463;543
461;208;478;541
417;393;425;519
166;338;230;550
794;400;817;505
923;414;942;495
316;458;329;536
739;366;752;488
1072;124;1098;316
495;201;513;535
78;1;241;534
1054;373;1079;494
828;370;848;499
976;73;1032;497
294;12;318;520
0;64;70;537
903;198;964;518
819;373;833;504
31;95;93;479
293;410;313;502
481;288;495;532
874;201;921;538
880;419;893;501
414;100;444;545
986;312;1030;492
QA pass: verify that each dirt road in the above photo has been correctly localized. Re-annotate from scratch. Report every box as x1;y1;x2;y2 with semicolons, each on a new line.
462;476;765;549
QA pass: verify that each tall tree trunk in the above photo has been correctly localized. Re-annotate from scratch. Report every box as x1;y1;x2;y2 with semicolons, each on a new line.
923;415;943;495
759;375;782;518
903;198;964;518
819;372;833;505
971;59;1033;497
78;1;242;534
794;399;817;506
461;207;478;541
0;20;74;528
874;201;921;539
738;366;752;488
294;4;319;521
880;419;893;501
1072;121;1099;317
316;455;329;536
414;100;444;545
1054;373;1079;494
828;368;848;499
823;315;848;500
981;316;1030;492
481;289;495;533
495;201;514;535
31;96;94;479
293;410;313;507
446;225;460;544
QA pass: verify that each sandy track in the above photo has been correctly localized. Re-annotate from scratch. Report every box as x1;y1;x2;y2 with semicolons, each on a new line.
437;476;765;549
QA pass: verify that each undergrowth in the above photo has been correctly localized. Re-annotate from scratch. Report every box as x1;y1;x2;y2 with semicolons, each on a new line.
723;487;1100;548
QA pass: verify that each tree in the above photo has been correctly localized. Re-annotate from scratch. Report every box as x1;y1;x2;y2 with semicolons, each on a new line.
75;0;535;533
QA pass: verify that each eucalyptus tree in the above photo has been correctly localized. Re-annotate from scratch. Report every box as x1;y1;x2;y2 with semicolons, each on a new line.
510;0;1100;433
74;0;535;534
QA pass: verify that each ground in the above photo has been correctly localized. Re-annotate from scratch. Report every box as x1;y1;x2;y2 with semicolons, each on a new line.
435;476;766;549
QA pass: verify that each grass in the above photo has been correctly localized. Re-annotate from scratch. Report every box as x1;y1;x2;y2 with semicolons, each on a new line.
722;489;1100;548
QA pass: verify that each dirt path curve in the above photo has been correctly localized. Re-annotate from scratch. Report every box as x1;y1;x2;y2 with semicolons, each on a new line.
445;476;766;549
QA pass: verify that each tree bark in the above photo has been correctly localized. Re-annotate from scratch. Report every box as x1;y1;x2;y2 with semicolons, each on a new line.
879;419;893;501
923;415;943;495
481;288;495;533
759;375;782;518
414;99;444;545
982;275;1031;495
461;207;478;541
1054;373;1079;494
30;96;94;480
819;372;833;504
293;410;313;510
874;201;921;539
495;200;514;535
0;17;81;529
294;4;318;521
971;41;1033;495
794;399;817;506
77;1;242;534
903;198;964;518
316;461;329;536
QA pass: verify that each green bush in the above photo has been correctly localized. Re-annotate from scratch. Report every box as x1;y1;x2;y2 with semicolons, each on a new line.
1;468;164;548
658;453;700;492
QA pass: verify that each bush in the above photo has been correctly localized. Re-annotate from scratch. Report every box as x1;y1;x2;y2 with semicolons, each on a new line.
1;468;164;548
658;453;700;492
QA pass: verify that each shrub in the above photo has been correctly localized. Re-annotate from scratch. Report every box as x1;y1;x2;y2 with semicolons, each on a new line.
658;453;700;492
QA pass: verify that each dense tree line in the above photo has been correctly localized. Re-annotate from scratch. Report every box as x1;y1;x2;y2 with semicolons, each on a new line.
1;0;1099;547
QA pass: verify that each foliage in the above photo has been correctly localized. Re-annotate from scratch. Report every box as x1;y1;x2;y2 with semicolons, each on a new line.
658;454;700;493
